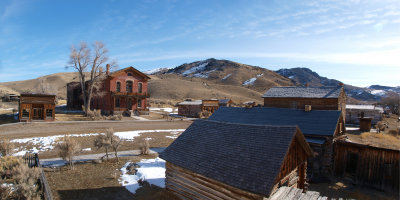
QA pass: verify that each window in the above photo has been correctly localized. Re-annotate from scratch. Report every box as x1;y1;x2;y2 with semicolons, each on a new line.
126;81;133;93
138;82;143;93
22;109;29;118
46;109;53;118
116;98;120;108
116;82;121;92
127;72;133;76
138;99;142;108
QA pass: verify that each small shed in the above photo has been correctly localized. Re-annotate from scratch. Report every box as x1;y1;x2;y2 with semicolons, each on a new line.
202;99;219;113
334;139;399;192
19;94;56;122
160;120;313;200
177;100;202;117
346;104;383;125
219;99;233;107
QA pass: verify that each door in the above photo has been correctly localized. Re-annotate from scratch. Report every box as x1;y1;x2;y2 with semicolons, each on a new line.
33;108;43;120
127;98;132;110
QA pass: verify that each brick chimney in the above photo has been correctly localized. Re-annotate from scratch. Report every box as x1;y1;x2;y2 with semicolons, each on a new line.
339;82;344;86
106;64;110;75
99;67;103;74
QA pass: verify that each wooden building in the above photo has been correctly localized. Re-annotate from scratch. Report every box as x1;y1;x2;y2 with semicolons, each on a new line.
160;120;313;200
218;99;233;107
19;94;56;122
262;86;346;121
334;139;399;192
67;65;150;115
202;99;219;112
177;100;202;117
346;104;383;125
209;107;345;179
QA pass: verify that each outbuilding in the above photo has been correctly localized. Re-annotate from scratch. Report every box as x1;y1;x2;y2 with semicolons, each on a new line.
19;94;56;122
160;120;313;200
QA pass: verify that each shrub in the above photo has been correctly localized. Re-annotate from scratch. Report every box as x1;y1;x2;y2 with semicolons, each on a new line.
0;138;14;156
0;156;22;176
375;121;388;133
140;139;150;155
12;164;41;200
199;110;212;118
0;185;12;200
94;128;121;161
56;136;80;169
87;109;104;120
388;129;399;136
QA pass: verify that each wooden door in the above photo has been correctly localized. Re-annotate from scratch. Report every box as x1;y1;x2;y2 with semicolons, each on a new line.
33;108;43;120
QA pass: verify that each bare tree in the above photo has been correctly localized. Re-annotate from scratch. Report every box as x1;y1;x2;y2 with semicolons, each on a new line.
94;128;121;161
140;139;150;155
56;136;81;169
67;41;116;114
380;91;400;115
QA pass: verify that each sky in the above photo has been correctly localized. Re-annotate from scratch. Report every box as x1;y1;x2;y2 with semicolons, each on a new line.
0;0;399;87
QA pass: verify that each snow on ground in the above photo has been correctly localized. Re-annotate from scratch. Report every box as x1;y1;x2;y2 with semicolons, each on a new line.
149;107;176;113
242;73;263;86
182;62;208;76
115;129;185;140
222;73;232;80
11;129;185;156
11;133;100;156
192;69;216;78
370;89;386;96
0;108;15;111
82;148;91;151
119;157;166;194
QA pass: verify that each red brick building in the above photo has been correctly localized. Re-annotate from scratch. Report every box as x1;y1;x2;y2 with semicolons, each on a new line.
67;65;150;115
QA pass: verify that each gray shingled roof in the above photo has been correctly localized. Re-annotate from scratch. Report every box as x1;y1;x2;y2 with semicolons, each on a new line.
160;120;300;197
219;99;230;104
262;86;343;98
208;107;341;137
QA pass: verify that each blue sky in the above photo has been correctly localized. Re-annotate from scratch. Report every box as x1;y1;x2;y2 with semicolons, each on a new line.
0;0;399;87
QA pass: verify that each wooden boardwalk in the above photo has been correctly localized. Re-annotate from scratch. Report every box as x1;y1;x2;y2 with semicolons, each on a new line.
268;187;327;200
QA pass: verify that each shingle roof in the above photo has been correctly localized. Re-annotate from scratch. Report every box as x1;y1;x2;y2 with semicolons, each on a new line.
208;107;341;137
177;100;202;105
262;86;343;98
219;99;231;104
160;120;300;196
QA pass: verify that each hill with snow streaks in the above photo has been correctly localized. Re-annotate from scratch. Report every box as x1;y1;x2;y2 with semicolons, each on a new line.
275;68;399;102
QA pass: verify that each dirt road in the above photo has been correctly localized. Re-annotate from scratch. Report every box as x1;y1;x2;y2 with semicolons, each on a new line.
0;120;193;139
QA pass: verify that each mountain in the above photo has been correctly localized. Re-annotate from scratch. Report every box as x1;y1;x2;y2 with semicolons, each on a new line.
275;67;398;102
156;58;293;93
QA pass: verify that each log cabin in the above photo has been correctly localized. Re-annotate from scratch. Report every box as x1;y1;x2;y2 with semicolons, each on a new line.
262;86;346;121
334;139;399;193
159;120;313;200
19;94;56;122
218;99;233;107
67;65;150;115
209;107;345;179
177;100;202;118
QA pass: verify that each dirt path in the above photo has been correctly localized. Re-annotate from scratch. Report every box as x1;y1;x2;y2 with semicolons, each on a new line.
0;120;193;139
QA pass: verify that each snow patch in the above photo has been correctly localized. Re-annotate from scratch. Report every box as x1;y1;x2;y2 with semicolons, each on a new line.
114;129;186;141
370;89;386;96
242;73;263;86
192;69;216;78
82;148;91;151
182;62;208;76
119;157;166;194
222;73;232;80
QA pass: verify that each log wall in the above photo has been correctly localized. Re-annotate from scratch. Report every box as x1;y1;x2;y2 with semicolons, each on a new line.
178;105;202;118
165;162;264;200
334;141;399;192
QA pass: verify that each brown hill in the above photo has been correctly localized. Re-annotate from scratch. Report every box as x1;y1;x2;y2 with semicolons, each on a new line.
0;59;294;104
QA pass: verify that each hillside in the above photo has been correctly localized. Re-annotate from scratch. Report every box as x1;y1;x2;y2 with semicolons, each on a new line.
275;67;399;102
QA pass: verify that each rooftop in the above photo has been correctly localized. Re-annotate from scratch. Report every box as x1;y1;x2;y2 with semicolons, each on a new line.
262;86;343;98
160;120;308;196
208;107;342;138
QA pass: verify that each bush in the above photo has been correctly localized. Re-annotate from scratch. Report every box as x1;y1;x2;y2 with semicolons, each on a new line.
140;139;150;155
87;109;105;120
94;128;121;161
0;185;12;200
0;138;14;156
199;110;212;118
388;129;399;136
56;136;80;169
12;164;41;200
0;156;22;176
375;121;388;133
107;114;122;120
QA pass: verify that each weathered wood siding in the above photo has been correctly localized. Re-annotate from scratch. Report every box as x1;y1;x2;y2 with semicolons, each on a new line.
178;105;202;118
334;141;399;192
19;95;56;122
346;109;383;125
264;97;339;110
165;162;264;200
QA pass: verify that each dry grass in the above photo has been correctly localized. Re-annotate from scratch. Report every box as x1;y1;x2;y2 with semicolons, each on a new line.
355;132;400;150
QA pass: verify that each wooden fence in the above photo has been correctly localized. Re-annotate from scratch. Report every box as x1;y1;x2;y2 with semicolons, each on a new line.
23;153;54;200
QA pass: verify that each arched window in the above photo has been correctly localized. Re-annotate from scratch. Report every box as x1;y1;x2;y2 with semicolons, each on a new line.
126;81;133;93
116;82;121;92
138;82;143;93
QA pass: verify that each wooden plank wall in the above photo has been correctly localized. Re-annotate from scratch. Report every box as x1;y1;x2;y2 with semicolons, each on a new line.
263;97;339;110
165;162;264;200
334;141;400;192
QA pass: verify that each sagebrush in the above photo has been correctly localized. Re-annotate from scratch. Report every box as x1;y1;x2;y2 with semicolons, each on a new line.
56;136;80;169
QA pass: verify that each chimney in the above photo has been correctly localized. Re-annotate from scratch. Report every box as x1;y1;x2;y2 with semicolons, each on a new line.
305;83;309;87
305;105;312;112
339;82;344;87
99;67;103;74
106;64;110;75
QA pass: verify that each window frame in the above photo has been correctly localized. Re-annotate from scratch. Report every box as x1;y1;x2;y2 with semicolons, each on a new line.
126;80;133;93
116;81;121;92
